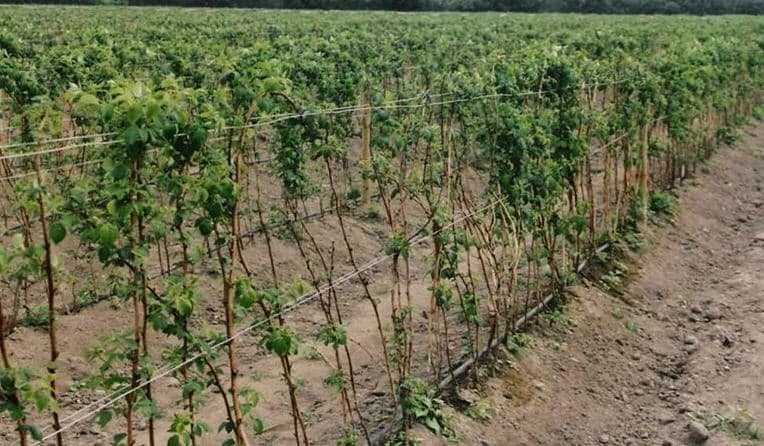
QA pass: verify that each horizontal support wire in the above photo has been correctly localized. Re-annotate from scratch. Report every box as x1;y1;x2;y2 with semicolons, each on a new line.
38;197;499;442
1;77;633;163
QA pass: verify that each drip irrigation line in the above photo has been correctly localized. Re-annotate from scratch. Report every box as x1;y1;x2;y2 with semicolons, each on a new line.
368;242;611;445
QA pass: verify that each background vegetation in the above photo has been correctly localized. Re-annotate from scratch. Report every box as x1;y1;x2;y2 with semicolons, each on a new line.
2;0;764;14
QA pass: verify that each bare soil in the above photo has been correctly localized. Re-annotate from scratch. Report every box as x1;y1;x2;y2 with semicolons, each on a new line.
415;124;764;445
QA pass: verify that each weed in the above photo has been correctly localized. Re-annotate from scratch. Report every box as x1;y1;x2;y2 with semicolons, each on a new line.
625;320;639;334
344;187;362;208
363;205;382;221
558;268;579;287
716;126;740;145
323;370;345;393
593;250;610;267
73;289;108;309
20;305;49;328
294;377;308;392
611;307;625;319
337;427;359;446
464;399;492;422
250;370;271;382
623;232;644;253
649;191;678;223
269;207;302;241
707;408;760;440
301;344;322;361
385;431;421;446
599;271;622;292
542;306;570;326
753;105;764;121
540;293;570;327
613;260;629;273
506;333;533;358
599;260;628;292
399;378;456;441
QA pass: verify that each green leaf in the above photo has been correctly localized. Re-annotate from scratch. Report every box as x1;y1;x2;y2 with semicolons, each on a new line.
175;296;193;319
124;125;142;146
34;391;50;411
189;126;207;152
23;425;42;441
182;381;204;399
112;432;127;446
234;279;256;310
11;233;24;250
111;162;130;180
96;409;112;427
262;327;299;357
424;416;441;434
384;232;410;260
317;323;347;348
98;223;119;247
75;93;100;112
49;222;66;244
195;217;214;237
263;77;286;94
252;417;264;435
126;106;142;125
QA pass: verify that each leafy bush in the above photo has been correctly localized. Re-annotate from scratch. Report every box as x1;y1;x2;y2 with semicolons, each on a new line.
649;191;678;221
506;333;533;357
399;378;456;440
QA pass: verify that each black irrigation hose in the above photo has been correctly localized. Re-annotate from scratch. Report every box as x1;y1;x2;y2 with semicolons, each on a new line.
368;242;611;446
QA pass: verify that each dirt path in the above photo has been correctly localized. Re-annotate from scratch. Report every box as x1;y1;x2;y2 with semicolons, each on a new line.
418;124;764;445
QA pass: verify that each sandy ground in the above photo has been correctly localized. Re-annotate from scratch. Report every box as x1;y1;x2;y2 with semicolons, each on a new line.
415;123;764;446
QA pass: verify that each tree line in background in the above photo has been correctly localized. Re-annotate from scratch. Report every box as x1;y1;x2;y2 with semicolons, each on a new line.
3;0;764;14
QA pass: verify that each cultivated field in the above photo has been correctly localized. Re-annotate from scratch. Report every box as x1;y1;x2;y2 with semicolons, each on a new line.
0;7;762;445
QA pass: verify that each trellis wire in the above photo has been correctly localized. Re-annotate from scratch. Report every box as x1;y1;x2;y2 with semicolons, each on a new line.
1;76;635;162
38;196;500;442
